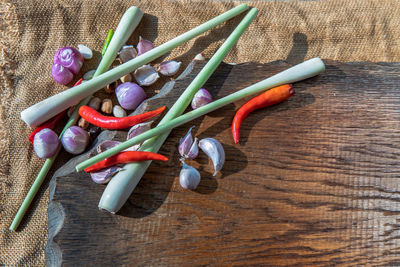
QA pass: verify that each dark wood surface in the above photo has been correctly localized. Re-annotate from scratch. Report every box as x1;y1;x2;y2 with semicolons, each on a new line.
47;60;400;266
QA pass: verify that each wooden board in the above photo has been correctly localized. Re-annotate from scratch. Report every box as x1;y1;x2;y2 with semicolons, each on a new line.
46;60;400;266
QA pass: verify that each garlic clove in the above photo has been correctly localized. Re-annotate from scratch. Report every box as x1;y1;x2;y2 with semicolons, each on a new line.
118;45;137;63
191;88;213;110
194;53;205;61
125;121;152;151
137;36;154;56
178;126;194;158
78;44;93;59
186;137;199;159
83;70;96;80
97;140;121;154
90;166;120;184
157;61;182;76
179;163;201;190
198;138;225;176
134;65;159;86
113;105;127;118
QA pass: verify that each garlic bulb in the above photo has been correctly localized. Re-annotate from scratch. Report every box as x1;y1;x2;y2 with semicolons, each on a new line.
198;138;225;176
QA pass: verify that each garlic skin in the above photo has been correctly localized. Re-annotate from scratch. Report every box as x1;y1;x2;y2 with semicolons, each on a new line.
191;88;212;110
187;137;199;159
126;121;152;151
118;45;137;63
134;65;159;86
198;138;225;176
157;61;182;76
179;163;201;190
83;70;96;80
90;166;120;184
178;126;199;159
97;140;121;154
137;36;154;56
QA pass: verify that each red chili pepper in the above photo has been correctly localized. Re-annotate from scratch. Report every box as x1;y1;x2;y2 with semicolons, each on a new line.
232;84;295;144
84;151;168;173
28;78;83;144
79;105;166;129
28;110;67;143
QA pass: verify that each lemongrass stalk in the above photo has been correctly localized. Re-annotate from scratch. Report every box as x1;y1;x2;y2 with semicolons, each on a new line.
98;7;259;213
9;6;143;232
101;29;114;57
77;58;325;174
20;3;249;127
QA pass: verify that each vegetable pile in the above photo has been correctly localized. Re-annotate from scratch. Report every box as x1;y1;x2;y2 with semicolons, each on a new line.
11;4;326;231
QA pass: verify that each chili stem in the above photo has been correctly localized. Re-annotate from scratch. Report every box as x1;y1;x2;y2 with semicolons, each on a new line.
9;6;143;231
77;57;325;174
101;29;114;57
20;4;249;127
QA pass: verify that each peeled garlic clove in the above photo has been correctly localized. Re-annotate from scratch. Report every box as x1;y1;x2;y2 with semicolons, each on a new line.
97;140;121;154
179;163;201;190
191;88;213;110
83;70;96;80
90;166;120;184
137;36;154;56
178;126;194;158
157;61;182;76
125;121;152;151
78;44;93;59
113;105;127;118
118;45;137;63
194;53;205;61
199;138;225;176
186;137;199;159
134;65;159;86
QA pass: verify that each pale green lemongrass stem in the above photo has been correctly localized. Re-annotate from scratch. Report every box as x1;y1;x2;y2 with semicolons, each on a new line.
20;3;249;127
77;58;326;175
99;8;259;213
9;6;143;232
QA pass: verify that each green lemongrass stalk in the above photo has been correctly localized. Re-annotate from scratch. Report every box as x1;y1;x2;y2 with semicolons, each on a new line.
77;58;326;176
9;6;143;232
101;29;114;57
20;3;249;127
99;7;259;213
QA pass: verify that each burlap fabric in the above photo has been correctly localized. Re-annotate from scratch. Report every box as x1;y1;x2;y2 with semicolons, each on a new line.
1;0;399;265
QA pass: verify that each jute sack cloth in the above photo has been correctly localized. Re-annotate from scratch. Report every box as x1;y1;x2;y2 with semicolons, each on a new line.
1;0;399;265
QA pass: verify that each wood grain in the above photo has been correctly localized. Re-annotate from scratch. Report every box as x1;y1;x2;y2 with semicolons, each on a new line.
47;60;400;266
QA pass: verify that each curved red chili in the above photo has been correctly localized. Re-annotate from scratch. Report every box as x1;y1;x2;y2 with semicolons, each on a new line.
84;151;168;172
232;84;295;144
79;105;166;129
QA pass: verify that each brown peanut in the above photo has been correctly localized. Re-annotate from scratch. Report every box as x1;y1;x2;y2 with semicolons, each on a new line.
78;118;89;129
101;98;113;114
120;73;132;83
